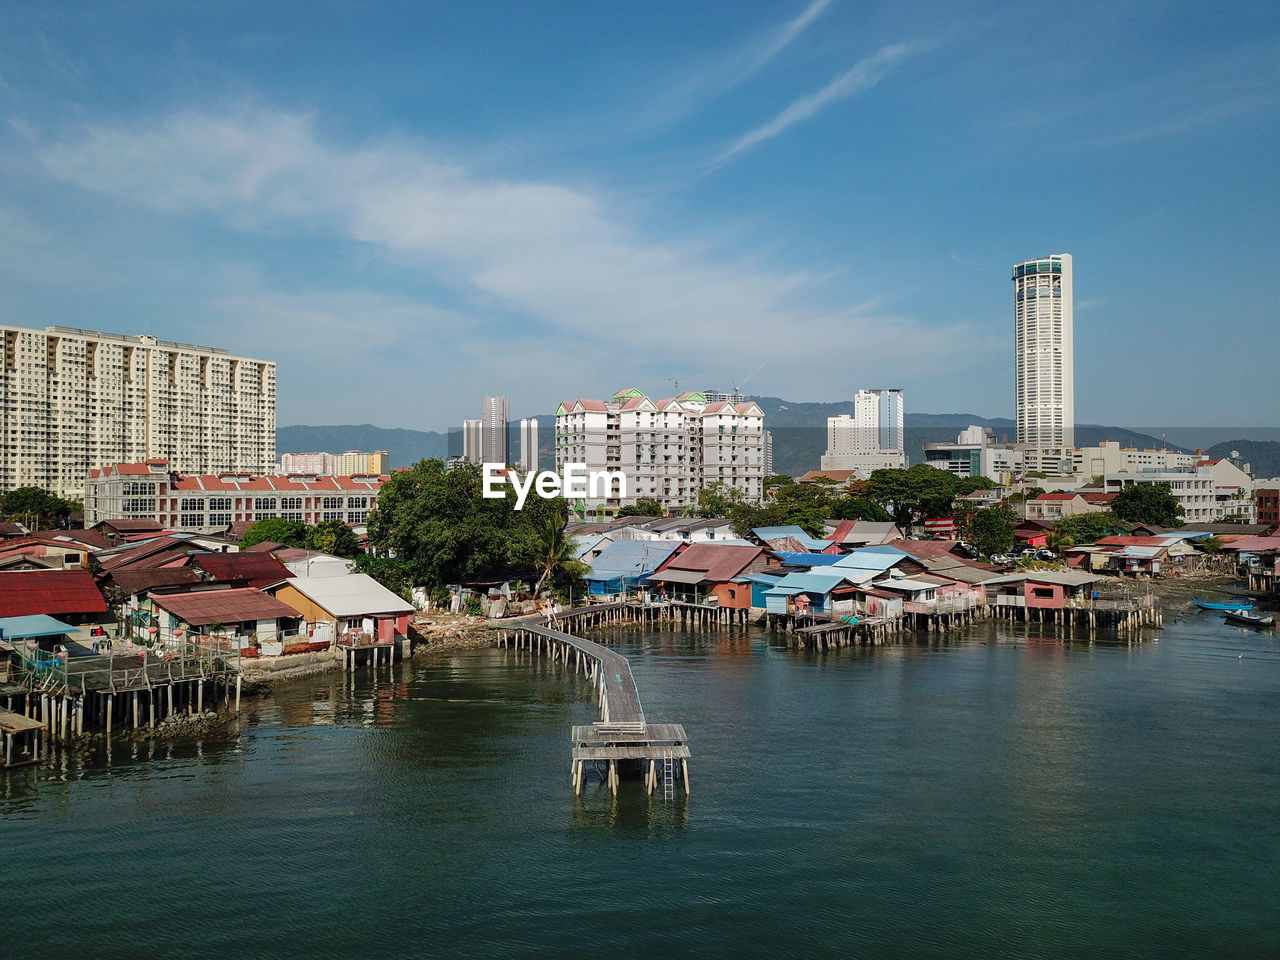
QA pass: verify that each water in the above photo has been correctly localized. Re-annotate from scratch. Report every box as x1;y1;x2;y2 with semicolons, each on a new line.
3;611;1278;959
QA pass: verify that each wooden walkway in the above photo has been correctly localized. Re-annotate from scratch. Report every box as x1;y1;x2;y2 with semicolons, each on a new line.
494;613;689;797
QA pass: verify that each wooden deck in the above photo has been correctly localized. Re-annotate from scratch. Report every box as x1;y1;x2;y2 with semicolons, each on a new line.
494;615;690;797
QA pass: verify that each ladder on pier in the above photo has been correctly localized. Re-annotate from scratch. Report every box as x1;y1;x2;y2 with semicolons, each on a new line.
662;748;675;800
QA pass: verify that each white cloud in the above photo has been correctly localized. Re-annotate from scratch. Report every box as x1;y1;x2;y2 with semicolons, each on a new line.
31;105;981;423
714;39;939;166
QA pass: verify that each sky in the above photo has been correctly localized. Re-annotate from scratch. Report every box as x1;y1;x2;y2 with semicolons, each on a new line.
1;1;1277;430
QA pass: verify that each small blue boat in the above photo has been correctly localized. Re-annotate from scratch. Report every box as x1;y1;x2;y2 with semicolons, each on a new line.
1192;596;1253;611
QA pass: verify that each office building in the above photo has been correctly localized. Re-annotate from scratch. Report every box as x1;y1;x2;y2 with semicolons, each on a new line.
1;324;274;500
1013;254;1074;448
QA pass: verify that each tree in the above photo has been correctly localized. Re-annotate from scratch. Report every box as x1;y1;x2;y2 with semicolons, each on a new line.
617;497;665;518
829;496;892;522
1111;483;1184;527
1053;511;1125;545
954;475;998;496
521;515;591;598
865;465;959;533
240;518;308;549
1045;530;1075;554
1;486;75;529
306;519;360;558
970;505;1016;558
366;459;565;591
1197;536;1224;554
694;481;747;519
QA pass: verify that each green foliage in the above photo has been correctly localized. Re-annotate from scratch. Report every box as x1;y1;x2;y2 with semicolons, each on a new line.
353;553;411;600
1111;483;1184;527
240;518;308;549
617;497;665;518
365;459;566;590
828;496;892;522
1045;530;1075;553
1;486;77;529
764;474;793;488
694;481;747;519
864;464;959;532
954;475;998;496
970;505;1016;558
306;519;361;558
518;514;591;597
1197;536;1224;554
1053;511;1126;545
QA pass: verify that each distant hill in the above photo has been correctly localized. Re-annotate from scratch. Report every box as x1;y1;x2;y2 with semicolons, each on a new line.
1205;440;1280;480
277;424;447;469
280;406;1270;480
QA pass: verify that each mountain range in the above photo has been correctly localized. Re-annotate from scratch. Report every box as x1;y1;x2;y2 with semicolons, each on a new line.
278;400;1280;480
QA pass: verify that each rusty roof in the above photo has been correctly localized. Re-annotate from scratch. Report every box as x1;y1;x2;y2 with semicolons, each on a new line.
0;570;108;617
149;587;302;627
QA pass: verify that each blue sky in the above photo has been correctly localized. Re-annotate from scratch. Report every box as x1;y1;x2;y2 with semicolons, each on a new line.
1;1;1276;430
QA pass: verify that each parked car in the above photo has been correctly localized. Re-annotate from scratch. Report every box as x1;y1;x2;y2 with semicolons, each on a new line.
1035;548;1057;561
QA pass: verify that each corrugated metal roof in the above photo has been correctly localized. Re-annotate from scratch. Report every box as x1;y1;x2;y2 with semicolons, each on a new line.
772;571;853;593
192;552;290;588
649;569;706;585
773;552;844;566
0;571;108;618
587;540;681;580
151;588;303;627
279;575;414;618
751;526;832;551
0;614;79;639
832;547;910;571
653;543;764;582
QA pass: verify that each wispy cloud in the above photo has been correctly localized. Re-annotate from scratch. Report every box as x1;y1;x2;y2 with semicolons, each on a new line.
742;0;835;80
714;39;940;167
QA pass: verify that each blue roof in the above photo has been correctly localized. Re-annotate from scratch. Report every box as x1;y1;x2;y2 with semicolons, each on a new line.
587;540;681;581
0;614;78;640
772;571;852;594
832;546;910;571
735;572;785;585
772;551;843;566
752;525;833;551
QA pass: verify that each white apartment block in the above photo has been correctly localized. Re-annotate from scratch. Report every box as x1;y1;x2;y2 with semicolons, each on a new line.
555;388;765;513
1013;255;1073;448
1022;441;1200;479
85;459;382;534
519;418;539;474
1;324;274;500
1104;463;1254;524
820;388;907;475
280;452;336;475
922;425;1022;483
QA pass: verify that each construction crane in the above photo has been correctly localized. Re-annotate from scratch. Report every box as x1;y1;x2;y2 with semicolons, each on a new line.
666;376;686;396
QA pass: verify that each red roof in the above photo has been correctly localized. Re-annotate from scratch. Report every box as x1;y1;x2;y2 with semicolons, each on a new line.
654;544;763;582
1035;493;1081;501
189;552;289;589
149;587;302;627
0;570;108;617
884;539;963;559
1096;536;1178;547
1081;493;1116;503
98;536;196;571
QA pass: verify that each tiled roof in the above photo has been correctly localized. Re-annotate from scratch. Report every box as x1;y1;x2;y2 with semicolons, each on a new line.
0;570;108;617
1035;493;1081;501
150;587;303;627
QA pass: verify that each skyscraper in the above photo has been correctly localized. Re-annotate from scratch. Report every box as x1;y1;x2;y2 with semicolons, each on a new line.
462;419;482;464
482;395;509;465
820;388;906;474
519;418;539;474
1013;254;1074;448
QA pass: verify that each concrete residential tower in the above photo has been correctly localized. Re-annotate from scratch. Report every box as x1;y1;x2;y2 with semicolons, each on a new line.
820;388;907;475
482;395;510;465
1013;254;1074;448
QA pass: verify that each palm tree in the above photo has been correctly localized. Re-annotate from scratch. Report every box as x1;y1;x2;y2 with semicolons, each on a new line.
530;517;590;599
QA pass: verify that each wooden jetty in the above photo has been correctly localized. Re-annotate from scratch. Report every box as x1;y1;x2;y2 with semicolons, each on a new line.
494;610;689;798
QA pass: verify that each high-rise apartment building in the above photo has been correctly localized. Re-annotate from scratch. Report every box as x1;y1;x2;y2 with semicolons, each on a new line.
820;388;907;475
461;419;483;464
280;452;337;475
555;388;765;514
335;450;390;476
482;395;509;465
519;418;539;474
1013;254;1074;448
1;324;275;500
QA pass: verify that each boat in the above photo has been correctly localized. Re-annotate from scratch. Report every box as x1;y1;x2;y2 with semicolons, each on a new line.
1192;596;1253;611
1223;609;1274;628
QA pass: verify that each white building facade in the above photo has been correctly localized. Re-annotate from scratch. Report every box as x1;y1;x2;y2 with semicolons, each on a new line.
482;395;509;465
1;324;275;499
519;418;539;474
555;388;765;514
1013;255;1074;449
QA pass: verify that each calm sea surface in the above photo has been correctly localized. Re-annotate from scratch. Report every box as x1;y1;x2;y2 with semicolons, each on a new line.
3;608;1278;959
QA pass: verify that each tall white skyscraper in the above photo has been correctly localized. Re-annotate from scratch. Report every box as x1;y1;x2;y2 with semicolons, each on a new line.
1013;254;1074;448
482;395;509;465
820;388;906;475
519;418;539;474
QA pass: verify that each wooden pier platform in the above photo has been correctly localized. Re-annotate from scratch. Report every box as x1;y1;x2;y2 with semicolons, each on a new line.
494;618;689;797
